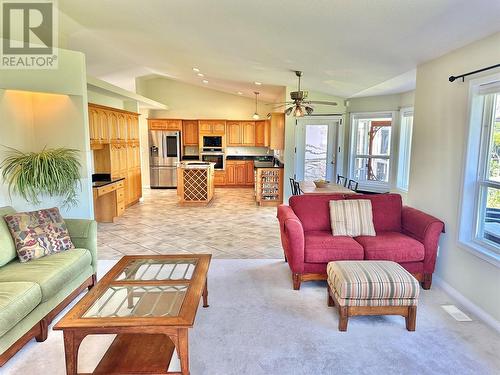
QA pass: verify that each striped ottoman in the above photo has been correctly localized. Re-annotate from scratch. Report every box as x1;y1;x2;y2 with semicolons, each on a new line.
326;261;420;331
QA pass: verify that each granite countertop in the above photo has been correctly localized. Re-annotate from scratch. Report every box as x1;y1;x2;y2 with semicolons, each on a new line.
92;177;124;188
254;162;284;169
226;155;271;160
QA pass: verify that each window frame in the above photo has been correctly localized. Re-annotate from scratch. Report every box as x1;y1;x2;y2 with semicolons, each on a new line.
459;73;500;267
349;111;395;192
396;107;414;192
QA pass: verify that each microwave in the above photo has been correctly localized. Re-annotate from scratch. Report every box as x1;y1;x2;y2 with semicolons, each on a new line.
202;136;222;149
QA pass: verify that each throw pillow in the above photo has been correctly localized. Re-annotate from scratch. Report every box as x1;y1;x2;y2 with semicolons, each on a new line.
3;207;74;262
329;199;376;237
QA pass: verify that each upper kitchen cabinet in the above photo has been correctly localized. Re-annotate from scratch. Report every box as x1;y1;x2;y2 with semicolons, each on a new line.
241;121;255;146
148;119;182;131
255;120;268;147
227;121;256;146
199;120;226;134
89;103;140;147
182;120;199;146
269;112;285;150
227;121;241;146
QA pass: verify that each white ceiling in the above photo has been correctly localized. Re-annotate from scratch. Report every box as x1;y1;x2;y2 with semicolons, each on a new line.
58;0;500;101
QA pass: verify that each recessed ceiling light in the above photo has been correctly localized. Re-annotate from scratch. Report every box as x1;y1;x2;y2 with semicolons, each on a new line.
197;73;204;77
237;91;243;95
202;79;209;84
192;67;200;72
254;81;262;85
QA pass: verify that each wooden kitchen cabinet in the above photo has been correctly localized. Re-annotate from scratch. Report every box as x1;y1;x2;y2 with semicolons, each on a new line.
148;119;182;131
269;112;285;150
91;103;142;210
246;161;255;184
255;120;267;147
182;120;199;146
226;121;256;146
241;121;255;146
225;160;255;186
198;120;226;134
226;121;241;146
214;170;226;186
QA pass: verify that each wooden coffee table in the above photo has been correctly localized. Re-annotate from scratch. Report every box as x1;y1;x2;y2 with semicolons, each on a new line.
54;254;211;375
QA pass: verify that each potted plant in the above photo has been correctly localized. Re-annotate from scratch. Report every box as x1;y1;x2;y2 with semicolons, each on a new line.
0;147;81;208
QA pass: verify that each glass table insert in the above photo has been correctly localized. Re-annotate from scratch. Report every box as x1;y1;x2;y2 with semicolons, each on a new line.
82;258;199;319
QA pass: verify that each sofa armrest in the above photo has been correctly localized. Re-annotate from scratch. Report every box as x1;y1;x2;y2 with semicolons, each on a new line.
402;206;445;274
65;219;98;273
277;205;305;273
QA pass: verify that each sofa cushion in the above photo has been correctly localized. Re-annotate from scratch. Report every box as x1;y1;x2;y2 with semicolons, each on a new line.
355;232;425;263
0;248;92;302
0;206;17;267
346;194;402;232
289;194;345;232
304;231;364;263
4;207;75;263
0;281;42;337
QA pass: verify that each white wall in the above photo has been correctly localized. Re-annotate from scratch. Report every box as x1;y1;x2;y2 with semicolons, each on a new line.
0;49;93;219
136;76;270;120
410;31;500;321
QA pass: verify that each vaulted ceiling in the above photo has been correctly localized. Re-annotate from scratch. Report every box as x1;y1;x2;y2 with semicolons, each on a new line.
59;0;500;102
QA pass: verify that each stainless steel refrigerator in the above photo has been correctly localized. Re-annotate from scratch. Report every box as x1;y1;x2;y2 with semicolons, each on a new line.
149;130;181;188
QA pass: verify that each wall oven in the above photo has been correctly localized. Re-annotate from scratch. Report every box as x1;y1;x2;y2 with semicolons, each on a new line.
201;153;224;170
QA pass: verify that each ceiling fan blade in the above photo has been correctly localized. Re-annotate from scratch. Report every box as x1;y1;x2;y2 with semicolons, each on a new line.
266;102;294;106
306;100;338;106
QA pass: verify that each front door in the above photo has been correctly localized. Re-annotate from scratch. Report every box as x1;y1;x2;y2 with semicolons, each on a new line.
295;118;342;182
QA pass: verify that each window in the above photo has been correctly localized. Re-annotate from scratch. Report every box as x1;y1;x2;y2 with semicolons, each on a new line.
350;113;393;191
396;108;414;191
460;76;500;265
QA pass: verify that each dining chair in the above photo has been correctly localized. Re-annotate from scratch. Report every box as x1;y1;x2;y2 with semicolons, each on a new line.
348;179;359;191
337;175;347;187
289;178;296;195
293;181;303;195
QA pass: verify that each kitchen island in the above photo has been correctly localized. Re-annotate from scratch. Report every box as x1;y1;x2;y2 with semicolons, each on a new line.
177;161;215;205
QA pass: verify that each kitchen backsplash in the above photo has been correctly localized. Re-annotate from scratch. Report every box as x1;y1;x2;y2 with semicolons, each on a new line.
226;146;271;155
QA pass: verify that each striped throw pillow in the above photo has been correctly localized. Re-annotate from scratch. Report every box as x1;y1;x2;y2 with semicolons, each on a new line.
329;199;376;237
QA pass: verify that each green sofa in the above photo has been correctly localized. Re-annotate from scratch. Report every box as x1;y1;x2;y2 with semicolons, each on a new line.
0;206;97;366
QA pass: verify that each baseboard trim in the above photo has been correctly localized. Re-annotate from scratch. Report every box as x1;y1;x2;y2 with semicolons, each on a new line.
433;275;500;334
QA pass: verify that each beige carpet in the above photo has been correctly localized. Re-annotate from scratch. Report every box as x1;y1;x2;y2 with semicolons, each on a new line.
2;260;499;375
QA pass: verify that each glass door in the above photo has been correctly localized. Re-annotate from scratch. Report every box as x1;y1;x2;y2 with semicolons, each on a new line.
295;119;340;182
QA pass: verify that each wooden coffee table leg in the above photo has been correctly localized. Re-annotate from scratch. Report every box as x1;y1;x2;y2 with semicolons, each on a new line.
202;279;209;308
178;328;190;375
63;330;85;375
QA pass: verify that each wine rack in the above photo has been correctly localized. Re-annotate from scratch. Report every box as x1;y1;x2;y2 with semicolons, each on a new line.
256;168;283;206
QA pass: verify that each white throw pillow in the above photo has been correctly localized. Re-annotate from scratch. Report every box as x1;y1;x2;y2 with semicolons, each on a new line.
329;199;376;237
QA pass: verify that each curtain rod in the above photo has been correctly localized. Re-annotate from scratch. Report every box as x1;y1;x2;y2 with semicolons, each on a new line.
449;63;500;82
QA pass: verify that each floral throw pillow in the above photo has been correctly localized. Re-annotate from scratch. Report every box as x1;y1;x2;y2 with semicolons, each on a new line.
3;207;74;262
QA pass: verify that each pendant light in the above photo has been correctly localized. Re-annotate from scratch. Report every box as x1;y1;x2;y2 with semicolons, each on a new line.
252;91;260;120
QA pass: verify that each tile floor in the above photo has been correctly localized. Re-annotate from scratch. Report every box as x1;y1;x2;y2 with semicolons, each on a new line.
97;188;284;259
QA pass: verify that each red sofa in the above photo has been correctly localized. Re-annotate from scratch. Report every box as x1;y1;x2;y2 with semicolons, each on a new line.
277;193;445;290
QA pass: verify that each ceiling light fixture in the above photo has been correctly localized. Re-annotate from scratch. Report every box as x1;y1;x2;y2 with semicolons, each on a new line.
202;79;208;84
252;92;260;120
254;81;262;86
237;91;243;95
192;67;200;72
197;73;204;77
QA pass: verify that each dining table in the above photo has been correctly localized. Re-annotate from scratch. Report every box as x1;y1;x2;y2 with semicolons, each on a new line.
298;180;357;195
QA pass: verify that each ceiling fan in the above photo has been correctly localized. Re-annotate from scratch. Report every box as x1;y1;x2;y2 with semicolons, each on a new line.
272;71;338;117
